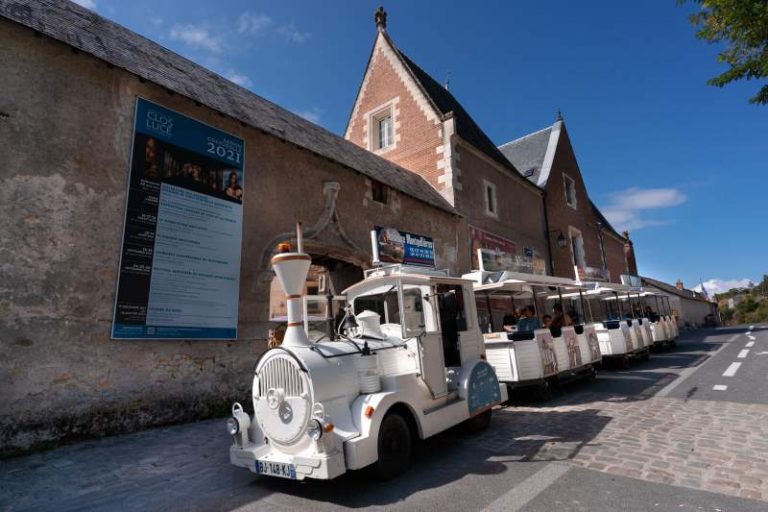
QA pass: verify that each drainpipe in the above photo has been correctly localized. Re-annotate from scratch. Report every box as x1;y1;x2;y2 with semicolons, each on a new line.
542;190;554;275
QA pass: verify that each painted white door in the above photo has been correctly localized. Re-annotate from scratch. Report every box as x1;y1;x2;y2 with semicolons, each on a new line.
418;332;448;398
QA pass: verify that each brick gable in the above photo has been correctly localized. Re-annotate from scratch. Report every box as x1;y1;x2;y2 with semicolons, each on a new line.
345;34;447;195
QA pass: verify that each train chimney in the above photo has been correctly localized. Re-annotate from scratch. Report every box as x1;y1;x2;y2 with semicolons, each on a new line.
271;223;312;348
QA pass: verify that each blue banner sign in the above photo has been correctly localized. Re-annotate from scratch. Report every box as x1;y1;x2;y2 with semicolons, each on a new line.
375;226;435;267
112;98;245;339
466;361;501;415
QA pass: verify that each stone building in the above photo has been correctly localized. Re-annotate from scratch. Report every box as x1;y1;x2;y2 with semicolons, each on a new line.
642;277;719;328
499;115;638;282
345;9;550;275
0;0;461;453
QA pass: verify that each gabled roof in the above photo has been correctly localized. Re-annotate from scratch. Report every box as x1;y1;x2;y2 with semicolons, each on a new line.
2;0;455;214
394;49;520;174
349;29;532;185
641;276;712;303
497;125;553;186
590;200;624;240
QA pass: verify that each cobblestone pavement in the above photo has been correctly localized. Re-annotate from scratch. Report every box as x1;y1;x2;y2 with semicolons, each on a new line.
468;391;768;502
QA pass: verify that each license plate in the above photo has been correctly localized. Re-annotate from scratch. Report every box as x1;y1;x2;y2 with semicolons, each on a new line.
255;460;297;479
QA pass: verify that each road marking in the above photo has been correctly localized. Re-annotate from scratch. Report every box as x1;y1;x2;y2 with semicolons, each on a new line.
750;325;755;330
713;385;728;391
738;349;750;359
723;362;742;377
484;462;570;512
656;345;727;398
746;341;755;348
727;334;740;342
747;335;756;341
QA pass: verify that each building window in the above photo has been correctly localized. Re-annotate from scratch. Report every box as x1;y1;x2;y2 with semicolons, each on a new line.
483;180;497;217
563;173;577;209
371;107;394;151
569;226;586;268
371;180;389;204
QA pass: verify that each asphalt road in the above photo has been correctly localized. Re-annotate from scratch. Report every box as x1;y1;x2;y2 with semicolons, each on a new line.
2;325;767;512
664;325;768;405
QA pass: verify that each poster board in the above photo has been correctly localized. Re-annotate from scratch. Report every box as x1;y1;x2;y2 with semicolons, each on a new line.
112;98;244;339
471;225;546;275
375;226;435;267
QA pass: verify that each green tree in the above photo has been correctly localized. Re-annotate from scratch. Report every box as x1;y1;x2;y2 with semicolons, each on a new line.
683;0;768;105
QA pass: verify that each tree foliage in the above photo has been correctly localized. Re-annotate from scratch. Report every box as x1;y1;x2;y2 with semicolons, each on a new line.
684;0;768;105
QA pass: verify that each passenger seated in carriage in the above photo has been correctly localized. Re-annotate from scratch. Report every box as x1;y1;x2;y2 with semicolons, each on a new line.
516;305;540;333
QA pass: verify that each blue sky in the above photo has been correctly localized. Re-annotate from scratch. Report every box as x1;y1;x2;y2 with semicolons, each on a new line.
78;0;765;294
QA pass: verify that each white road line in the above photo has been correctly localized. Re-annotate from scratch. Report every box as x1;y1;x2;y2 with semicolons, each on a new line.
746;341;755;348
713;385;728;391
738;349;750;359
656;349;728;397
747;335;756;341
750;325;755;330
484;462;570;512
727;334;740;342
723;362;742;377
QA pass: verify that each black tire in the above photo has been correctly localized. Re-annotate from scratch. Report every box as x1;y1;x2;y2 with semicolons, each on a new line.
537;379;553;401
463;409;492;433
371;412;412;481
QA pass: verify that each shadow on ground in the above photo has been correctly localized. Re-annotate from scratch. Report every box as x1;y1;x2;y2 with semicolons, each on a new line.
241;407;609;510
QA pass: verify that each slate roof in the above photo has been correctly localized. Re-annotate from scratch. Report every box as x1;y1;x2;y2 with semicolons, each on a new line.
497;126;553;186
590;200;625;240
393;49;522;176
641;276;711;303
0;0;455;214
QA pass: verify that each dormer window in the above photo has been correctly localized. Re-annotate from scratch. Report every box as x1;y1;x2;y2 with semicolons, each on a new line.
563;173;577;209
371;106;395;151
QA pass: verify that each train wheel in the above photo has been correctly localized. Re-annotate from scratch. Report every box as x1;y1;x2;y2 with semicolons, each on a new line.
538;379;554;401
463;409;492;433
371;412;412;481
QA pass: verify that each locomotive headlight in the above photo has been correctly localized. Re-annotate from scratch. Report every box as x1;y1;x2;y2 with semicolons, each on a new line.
226;417;240;436
307;419;323;441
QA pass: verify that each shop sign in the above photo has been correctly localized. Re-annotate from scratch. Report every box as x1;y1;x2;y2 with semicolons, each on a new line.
112;98;245;339
575;265;609;283
471;226;546;275
375;227;435;267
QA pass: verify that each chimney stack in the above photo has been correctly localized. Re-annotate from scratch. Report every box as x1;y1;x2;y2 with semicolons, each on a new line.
675;279;684;290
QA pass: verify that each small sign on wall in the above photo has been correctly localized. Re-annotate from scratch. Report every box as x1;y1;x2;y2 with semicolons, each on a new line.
375;226;435;267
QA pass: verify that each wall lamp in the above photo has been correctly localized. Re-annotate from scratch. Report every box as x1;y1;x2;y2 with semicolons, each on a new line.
549;230;568;249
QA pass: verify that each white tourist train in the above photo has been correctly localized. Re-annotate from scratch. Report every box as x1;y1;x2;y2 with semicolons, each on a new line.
463;256;601;399
227;226;506;481
581;280;652;366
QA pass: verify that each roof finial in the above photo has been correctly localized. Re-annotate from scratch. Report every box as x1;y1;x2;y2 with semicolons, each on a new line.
556;108;563;122
374;6;387;31
444;70;451;91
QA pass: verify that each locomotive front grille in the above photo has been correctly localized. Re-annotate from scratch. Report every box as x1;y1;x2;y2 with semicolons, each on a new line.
257;355;305;397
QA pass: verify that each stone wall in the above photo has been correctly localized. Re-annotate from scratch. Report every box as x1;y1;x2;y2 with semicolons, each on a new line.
0;20;458;454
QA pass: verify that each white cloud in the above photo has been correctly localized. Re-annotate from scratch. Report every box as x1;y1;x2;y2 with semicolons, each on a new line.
294;108;322;124
169;24;222;53
601;187;687;232
693;278;754;295
72;0;96;9
226;72;253;88
238;12;273;35
276;22;311;43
